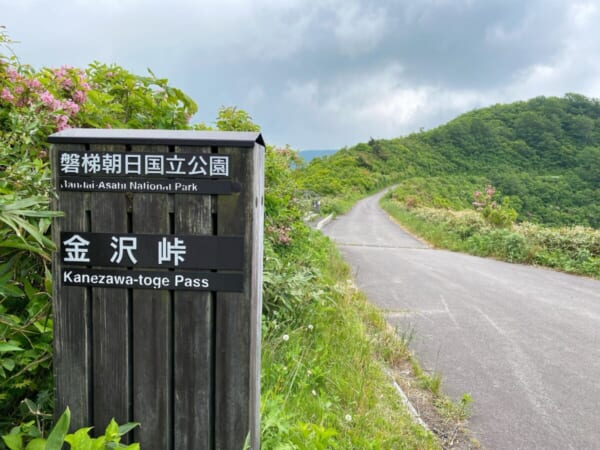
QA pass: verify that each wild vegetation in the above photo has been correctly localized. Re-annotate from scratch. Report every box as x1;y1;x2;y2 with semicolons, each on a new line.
297;94;599;277
1;28;441;449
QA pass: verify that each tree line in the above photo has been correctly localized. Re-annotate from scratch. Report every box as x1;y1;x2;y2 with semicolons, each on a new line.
298;93;600;228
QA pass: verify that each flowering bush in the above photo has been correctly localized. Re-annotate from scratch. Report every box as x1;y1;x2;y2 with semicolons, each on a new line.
0;29;202;435
0;62;91;158
473;185;518;228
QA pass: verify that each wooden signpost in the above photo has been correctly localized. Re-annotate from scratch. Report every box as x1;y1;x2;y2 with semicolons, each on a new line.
50;129;265;449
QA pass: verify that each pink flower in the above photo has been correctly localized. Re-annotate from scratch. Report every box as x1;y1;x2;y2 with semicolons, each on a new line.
55;114;70;131
26;78;42;90
7;68;19;81
39;90;55;106
61;99;80;115
53;66;70;78
0;87;14;102
72;90;87;104
61;78;74;90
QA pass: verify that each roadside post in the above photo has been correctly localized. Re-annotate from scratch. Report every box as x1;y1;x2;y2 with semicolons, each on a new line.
49;129;264;449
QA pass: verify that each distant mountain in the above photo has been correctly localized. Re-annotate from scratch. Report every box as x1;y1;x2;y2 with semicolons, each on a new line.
297;94;600;228
298;149;338;162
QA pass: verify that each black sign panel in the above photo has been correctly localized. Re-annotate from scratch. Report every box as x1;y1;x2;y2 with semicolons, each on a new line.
58;151;230;178
61;232;243;270
57;151;238;194
61;268;243;292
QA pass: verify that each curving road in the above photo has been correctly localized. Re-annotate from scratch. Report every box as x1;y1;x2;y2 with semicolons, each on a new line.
322;190;600;450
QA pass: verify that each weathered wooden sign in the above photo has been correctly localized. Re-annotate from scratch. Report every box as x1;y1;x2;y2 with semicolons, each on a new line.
50;129;264;450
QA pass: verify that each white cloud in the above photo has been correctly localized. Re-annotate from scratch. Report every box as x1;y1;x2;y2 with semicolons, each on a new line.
497;0;600;100
283;63;489;141
4;0;600;148
569;0;597;26
285;80;320;107
331;2;388;56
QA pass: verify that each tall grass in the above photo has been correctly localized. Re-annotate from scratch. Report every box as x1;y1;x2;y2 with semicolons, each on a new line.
380;197;600;279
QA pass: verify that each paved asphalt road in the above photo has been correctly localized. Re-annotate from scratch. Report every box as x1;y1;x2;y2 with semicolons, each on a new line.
321;190;600;450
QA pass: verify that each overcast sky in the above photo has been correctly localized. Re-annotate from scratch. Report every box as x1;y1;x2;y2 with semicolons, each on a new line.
2;0;600;149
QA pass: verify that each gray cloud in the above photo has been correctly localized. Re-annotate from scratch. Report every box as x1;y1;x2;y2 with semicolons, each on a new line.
2;0;600;149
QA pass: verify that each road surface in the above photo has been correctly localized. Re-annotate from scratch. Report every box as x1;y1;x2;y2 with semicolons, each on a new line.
322;190;600;449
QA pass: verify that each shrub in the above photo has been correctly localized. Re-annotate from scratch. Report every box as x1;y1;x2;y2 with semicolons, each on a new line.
473;185;518;228
2;408;139;450
382;199;599;278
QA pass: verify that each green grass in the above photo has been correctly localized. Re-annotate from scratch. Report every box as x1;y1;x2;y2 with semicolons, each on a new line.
380;196;600;279
260;230;440;449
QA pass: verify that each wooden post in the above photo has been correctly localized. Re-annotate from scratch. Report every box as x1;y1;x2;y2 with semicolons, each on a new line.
50;129;264;449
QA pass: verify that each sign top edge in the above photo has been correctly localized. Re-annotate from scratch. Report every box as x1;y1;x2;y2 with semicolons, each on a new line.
48;128;265;147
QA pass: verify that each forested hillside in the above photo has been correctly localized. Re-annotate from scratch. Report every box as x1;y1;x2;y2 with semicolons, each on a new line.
299;94;600;228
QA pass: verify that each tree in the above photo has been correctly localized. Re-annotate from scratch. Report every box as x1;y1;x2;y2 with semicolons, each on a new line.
214;106;260;132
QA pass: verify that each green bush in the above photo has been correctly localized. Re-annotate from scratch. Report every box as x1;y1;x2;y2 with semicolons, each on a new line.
2;408;139;450
381;198;599;278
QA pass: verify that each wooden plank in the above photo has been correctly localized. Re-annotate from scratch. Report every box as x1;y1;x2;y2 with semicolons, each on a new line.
89;144;131;432
248;143;265;450
173;146;213;449
131;145;172;449
48;128;263;147
215;144;264;449
51;143;92;430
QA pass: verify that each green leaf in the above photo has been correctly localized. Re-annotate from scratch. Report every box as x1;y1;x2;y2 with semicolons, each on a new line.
2;433;22;450
0;343;23;352
122;444;140;450
104;419;119;440
116;422;139;437
44;268;53;294
23;279;38;302
2;358;15;371
65;427;93;450
44;407;70;450
25;438;46;450
90;436;106;450
0;282;25;297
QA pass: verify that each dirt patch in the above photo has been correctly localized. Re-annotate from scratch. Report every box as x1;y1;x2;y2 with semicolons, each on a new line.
390;358;481;449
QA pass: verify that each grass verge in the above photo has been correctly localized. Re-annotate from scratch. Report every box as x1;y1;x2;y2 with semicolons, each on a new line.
261;229;477;448
380;197;600;279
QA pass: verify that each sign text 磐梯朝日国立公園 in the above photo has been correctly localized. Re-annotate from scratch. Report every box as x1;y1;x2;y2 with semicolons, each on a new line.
57;151;241;194
59;151;230;177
